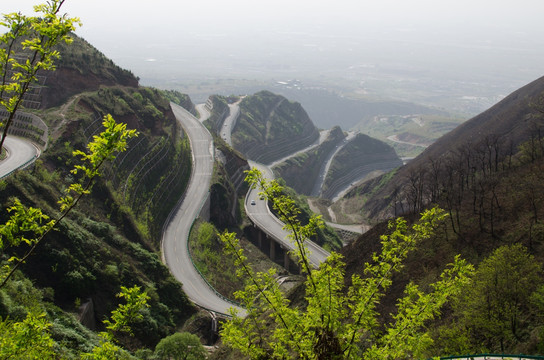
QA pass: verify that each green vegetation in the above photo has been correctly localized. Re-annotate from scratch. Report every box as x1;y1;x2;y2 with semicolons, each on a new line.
219;169;472;359
0;0;79;152
273;126;345;196
0;109;194;354
321;133;402;200
232;91;319;164
154;332;206;360
188;220;242;300
0;114;137;287
452;244;542;353
82;285;150;359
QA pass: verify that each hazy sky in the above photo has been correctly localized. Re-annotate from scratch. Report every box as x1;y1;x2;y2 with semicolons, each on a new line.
3;1;543;35
2;0;543;111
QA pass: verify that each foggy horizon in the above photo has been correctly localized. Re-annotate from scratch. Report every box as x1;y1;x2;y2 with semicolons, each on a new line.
2;0;544;117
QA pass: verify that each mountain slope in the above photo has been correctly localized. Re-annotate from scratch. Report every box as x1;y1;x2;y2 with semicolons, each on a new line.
321;133;402;200
42;34;139;108
231;91;319;164
352;75;544;220
272;126;346;195
0;33;199;354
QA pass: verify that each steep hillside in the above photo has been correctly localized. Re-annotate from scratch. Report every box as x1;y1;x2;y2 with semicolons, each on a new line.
349;75;544;220
41;33;139;108
203;95;240;135
321;133;402;200
231;91;319;164
0;33;199;354
341;132;544;355
272;126;346;195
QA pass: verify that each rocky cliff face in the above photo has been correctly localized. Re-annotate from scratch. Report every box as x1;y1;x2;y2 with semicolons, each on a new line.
210;140;250;229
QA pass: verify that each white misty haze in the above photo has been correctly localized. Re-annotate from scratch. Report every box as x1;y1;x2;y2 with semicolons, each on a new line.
2;0;544;113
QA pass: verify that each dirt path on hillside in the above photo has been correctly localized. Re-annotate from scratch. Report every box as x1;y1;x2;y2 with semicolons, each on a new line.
51;94;81;139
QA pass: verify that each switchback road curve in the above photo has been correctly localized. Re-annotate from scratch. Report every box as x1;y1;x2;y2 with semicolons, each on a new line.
0;136;39;178
162;103;243;316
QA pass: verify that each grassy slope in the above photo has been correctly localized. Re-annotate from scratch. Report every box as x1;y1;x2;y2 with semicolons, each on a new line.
0;33;199;355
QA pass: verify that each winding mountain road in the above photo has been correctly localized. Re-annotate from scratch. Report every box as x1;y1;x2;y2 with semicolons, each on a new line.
221;101;329;265
246;161;330;267
163;103;243;315
311;131;357;197
220;101;242;145
0;136;39;178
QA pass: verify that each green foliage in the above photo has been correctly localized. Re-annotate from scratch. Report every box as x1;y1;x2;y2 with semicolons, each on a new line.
0;114;137;288
189;220;243;299
82;285;150;359
154;332;206;360
453;244;543;353
0;198;54;258
103;285;150;338
220;168;473;359
0;311;55;359
0;0;80;150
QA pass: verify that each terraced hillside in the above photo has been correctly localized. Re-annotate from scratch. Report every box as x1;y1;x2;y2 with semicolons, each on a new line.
231;91;319;164
321;133;402;200
0;30;199;354
272;126;345;195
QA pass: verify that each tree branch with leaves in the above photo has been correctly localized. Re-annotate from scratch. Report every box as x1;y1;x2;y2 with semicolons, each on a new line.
221;168;473;359
0;0;80;152
0;114;137;288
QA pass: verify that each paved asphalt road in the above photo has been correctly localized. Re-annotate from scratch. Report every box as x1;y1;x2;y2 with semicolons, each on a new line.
195;103;211;122
311;131;357;197
163;103;244;316
220;100;242;145
246;161;330;267
0;136;38;178
220;101;330;267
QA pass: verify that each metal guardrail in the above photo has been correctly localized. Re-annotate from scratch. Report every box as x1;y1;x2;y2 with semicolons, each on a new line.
162;103;242;317
185;218;241;313
0;153;37;179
